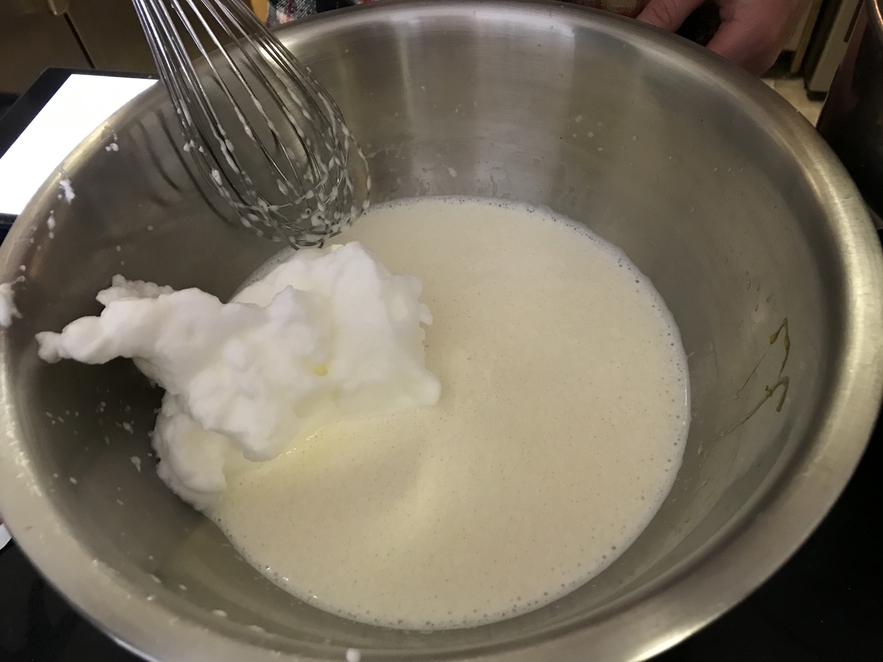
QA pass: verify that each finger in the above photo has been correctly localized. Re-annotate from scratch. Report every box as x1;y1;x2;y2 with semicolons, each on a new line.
707;22;780;75
637;0;707;32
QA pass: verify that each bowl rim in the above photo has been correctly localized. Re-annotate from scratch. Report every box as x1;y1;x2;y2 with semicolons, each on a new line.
2;1;882;661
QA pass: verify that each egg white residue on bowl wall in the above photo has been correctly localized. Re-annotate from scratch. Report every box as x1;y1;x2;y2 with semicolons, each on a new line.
58;178;75;203
0;283;19;327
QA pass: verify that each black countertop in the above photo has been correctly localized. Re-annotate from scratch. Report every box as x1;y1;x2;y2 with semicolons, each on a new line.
1;68;881;662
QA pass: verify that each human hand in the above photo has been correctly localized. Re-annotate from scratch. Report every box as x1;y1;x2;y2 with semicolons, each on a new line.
637;0;803;75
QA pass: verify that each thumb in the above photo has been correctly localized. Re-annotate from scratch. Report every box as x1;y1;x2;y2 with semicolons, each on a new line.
637;0;707;31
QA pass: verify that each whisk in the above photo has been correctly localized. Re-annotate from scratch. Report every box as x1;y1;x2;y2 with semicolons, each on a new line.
132;0;369;247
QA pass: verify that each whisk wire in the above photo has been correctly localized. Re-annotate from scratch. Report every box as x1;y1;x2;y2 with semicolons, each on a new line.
137;0;252;224
191;0;319;188
132;0;369;246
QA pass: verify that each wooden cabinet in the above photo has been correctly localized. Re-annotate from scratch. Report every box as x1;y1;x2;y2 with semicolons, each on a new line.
0;10;91;93
0;0;153;94
66;0;155;75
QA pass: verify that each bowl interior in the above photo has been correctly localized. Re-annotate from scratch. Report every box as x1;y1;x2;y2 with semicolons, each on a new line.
0;2;876;661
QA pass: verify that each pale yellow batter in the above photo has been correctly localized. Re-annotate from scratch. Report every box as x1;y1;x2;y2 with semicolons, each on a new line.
211;197;689;630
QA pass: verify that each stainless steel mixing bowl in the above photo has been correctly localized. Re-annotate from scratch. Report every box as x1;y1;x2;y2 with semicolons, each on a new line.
1;2;882;660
